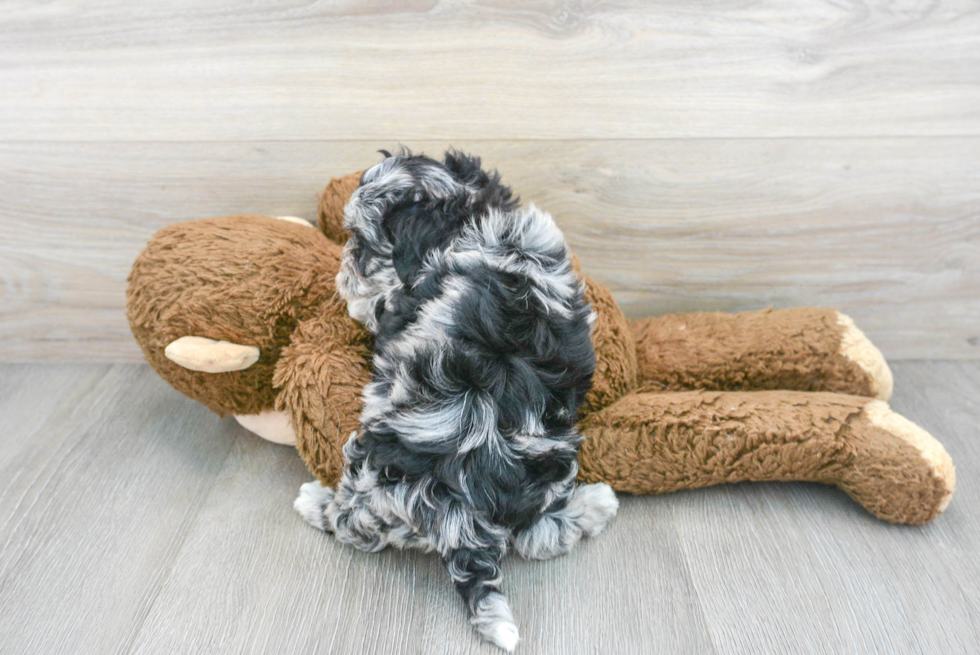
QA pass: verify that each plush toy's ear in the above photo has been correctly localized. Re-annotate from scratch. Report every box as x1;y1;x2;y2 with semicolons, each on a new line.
164;336;260;373
273;215;315;228
318;172;363;245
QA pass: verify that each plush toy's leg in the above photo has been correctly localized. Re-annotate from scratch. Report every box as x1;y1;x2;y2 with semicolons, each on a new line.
632;308;893;400
577;390;954;524
513;482;619;560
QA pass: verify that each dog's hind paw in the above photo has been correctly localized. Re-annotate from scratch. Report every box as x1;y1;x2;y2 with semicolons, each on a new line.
294;480;335;531
572;482;619;537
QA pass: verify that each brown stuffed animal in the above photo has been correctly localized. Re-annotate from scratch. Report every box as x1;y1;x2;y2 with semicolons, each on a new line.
126;173;955;526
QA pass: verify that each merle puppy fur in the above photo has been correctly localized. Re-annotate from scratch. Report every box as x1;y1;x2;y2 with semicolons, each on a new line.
295;149;618;651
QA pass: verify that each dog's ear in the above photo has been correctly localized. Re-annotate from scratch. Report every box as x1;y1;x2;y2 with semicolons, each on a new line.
443;149;519;212
442;149;486;186
384;199;459;288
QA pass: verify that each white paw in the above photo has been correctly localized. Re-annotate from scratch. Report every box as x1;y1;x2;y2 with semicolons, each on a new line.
294;480;335;531
573;483;619;537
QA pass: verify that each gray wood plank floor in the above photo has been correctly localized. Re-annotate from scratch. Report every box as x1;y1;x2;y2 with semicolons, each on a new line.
0;361;977;654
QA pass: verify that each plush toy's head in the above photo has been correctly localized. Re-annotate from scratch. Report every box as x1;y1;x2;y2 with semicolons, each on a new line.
126;214;368;417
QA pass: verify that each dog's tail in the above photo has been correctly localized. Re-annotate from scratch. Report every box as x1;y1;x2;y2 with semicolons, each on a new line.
444;547;520;651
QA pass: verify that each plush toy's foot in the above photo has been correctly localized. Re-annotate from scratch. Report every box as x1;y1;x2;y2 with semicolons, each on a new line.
843;400;955;521
578;390;954;524
294;480;335;531
836;313;893;400
632;307;894;400
272;215;314;228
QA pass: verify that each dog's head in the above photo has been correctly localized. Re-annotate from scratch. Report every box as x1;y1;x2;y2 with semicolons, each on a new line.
336;148;517;332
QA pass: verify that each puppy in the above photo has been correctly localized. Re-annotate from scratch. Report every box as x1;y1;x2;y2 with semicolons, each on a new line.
295;149;618;651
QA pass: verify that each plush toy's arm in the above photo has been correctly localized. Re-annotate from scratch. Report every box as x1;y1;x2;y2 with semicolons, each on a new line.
632;307;893;400
576;389;954;524
273;312;372;487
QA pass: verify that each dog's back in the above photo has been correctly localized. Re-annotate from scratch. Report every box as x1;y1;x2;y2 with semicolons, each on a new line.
364;200;596;529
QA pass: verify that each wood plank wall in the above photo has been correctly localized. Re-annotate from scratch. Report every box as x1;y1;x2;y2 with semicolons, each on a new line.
1;1;979;361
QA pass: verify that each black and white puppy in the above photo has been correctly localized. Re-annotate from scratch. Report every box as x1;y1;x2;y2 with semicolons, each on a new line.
295;149;618;651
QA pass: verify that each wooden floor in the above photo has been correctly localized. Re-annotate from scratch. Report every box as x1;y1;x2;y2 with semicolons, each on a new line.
0;360;977;654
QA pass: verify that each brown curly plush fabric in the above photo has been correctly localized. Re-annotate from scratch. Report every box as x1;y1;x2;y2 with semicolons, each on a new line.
633;307;877;397
579;275;637;414
126;215;353;416
839;408;952;525
577;390;952;524
317;171;362;245
274;312;372;486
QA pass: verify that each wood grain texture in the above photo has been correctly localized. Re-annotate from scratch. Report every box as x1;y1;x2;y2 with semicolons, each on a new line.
0;364;237;654
2;139;978;361
673;360;980;655
1;1;979;140
128;424;713;655
0;361;978;653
